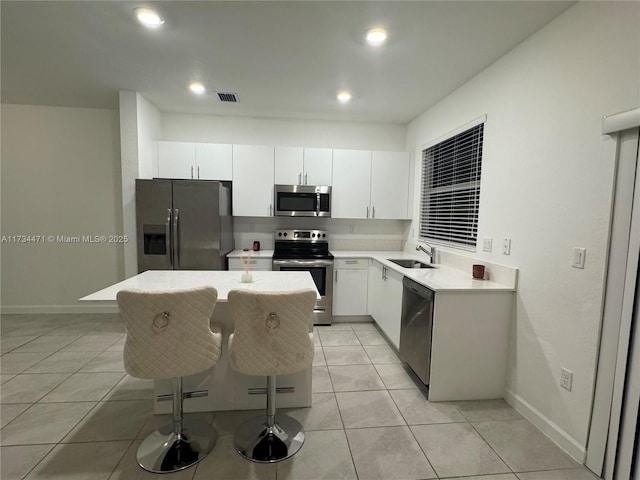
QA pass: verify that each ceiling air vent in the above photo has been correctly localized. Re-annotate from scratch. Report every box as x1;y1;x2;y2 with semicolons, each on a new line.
217;92;238;103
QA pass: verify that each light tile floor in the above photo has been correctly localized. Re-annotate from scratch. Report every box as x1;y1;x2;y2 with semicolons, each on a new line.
1;314;600;480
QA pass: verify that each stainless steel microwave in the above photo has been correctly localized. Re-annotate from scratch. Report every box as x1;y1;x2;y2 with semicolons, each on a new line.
274;185;331;217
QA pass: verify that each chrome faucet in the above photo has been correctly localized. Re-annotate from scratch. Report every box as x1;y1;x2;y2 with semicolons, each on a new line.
416;243;437;263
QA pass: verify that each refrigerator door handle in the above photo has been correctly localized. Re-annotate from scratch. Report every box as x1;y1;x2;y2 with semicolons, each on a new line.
173;208;180;269
166;208;173;268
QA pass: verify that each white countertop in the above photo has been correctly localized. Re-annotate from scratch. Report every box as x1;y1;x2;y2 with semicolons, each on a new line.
79;270;319;303
332;251;516;292
223;249;516;292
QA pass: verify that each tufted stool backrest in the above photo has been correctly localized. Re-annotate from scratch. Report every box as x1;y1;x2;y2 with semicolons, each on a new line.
227;289;316;377
117;287;221;380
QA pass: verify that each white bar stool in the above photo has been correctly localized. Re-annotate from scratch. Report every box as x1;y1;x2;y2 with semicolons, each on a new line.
116;286;222;473
227;288;316;463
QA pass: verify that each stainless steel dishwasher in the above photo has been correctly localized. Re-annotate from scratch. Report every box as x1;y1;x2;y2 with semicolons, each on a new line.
399;277;435;385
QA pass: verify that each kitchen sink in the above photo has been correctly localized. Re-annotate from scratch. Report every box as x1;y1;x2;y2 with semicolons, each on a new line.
387;259;436;269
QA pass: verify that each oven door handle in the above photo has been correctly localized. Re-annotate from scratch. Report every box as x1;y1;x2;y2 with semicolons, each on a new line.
273;259;334;267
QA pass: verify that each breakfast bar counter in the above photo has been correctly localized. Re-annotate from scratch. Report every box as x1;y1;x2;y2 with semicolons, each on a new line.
80;270;319;414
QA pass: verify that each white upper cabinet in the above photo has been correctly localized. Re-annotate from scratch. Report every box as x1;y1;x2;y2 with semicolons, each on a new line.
196;143;232;181
274;146;303;184
274;146;332;185
370;151;411;220
158;141;195;179
158;141;232;180
303;148;332;185
332;149;410;219
232;145;275;217
332;149;372;219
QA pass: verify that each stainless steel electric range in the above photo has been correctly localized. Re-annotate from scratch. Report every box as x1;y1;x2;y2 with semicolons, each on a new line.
272;229;334;325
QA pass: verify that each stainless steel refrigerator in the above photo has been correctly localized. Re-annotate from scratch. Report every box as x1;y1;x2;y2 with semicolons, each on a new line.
136;179;233;272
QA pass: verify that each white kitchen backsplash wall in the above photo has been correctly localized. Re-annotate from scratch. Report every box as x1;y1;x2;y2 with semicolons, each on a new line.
233;217;408;252
405;1;639;461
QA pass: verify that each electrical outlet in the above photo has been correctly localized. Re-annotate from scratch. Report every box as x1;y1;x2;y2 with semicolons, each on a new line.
572;247;586;269
502;238;511;255
482;238;493;253
561;368;573;391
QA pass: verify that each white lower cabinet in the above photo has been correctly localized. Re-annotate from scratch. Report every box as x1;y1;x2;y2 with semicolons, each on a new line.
333;258;369;316
428;291;512;401
228;257;272;271
367;260;402;349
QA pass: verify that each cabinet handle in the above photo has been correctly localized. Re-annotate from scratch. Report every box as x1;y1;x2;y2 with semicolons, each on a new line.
366;206;369;219
197;165;200;179
191;166;194;179
372;206;375;219
345;260;358;264
304;173;308;185
269;203;273;216
298;172;302;184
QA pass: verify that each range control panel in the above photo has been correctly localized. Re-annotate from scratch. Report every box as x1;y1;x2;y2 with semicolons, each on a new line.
275;229;328;241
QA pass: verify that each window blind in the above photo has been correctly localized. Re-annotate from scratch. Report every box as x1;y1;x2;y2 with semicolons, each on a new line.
419;123;484;248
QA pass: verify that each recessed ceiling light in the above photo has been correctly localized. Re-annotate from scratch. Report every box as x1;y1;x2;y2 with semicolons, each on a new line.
365;27;388;46
134;7;165;28
337;91;352;103
189;82;206;95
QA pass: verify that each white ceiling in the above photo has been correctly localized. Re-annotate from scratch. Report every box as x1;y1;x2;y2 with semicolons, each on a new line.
1;1;574;124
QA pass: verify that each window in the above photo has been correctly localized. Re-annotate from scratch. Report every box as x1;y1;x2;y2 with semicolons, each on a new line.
419;121;484;248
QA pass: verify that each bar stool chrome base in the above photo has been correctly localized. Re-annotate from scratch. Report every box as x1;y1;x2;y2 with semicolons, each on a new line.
234;414;305;463
136;418;217;473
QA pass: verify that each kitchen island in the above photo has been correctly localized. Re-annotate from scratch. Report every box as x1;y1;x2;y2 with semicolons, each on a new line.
80;270;319;414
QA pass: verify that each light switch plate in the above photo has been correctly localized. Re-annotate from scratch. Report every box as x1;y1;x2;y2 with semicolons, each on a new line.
572;247;586;269
502;238;511;255
561;368;573;391
482;238;493;253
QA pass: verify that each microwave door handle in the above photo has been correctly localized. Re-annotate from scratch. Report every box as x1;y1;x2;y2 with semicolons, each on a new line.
316;192;320;216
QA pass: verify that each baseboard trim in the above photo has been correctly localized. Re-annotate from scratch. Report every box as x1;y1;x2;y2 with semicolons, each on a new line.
504;388;586;463
1;304;119;314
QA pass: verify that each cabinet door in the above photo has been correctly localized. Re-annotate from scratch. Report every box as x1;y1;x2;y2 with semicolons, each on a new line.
371;151;411;219
303;148;332;185
368;261;385;322
196;143;232;181
157;142;195;179
382;267;403;349
275;146;304;184
232;145;275;217
228;257;272;271
332;149;372;219
333;268;368;315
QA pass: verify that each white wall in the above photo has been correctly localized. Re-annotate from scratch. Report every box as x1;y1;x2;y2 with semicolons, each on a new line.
162;113;406;151
1;104;123;311
119;91;162;278
405;1;639;459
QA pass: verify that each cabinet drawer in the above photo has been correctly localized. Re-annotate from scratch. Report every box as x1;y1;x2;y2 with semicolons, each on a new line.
335;258;369;269
228;257;272;271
